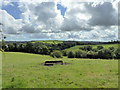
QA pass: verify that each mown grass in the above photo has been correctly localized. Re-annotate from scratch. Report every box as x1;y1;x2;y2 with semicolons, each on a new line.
64;44;119;52
2;52;118;88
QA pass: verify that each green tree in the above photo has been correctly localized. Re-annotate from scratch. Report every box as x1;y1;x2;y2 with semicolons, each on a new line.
62;50;67;56
98;49;113;59
109;47;115;52
115;47;120;59
87;51;98;59
80;51;87;58
97;46;104;50
50;50;62;58
68;51;75;58
79;46;92;51
75;50;82;58
25;42;33;53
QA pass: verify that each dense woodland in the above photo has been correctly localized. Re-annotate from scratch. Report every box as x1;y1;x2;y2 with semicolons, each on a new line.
1;40;120;59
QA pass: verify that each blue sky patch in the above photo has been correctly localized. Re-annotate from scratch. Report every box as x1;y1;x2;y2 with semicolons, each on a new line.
2;2;22;19
57;3;67;17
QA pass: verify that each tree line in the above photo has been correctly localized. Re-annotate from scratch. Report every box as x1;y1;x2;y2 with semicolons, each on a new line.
51;45;120;59
1;41;77;54
1;40;120;59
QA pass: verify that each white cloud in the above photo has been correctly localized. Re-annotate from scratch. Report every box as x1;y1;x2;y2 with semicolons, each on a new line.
2;0;14;6
0;10;22;34
1;1;119;41
18;1;63;33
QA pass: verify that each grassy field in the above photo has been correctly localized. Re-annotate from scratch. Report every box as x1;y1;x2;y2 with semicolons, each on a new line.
31;40;63;44
2;52;118;88
64;44;119;52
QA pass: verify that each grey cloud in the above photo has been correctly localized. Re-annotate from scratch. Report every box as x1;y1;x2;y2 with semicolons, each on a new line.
21;24;36;33
85;2;117;26
29;33;50;39
61;17;93;31
4;27;20;34
32;2;57;24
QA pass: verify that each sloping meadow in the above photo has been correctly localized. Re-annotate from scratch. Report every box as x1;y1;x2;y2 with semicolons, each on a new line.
2;52;118;88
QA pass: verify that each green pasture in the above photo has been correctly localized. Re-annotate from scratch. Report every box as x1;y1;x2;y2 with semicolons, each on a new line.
31;40;63;44
64;44;119;52
2;52;118;88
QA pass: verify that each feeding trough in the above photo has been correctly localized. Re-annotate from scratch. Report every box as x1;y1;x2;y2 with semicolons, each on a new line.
44;60;63;66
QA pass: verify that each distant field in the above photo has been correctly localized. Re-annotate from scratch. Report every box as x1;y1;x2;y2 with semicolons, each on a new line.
32;40;63;44
64;44;119;52
2;52;118;88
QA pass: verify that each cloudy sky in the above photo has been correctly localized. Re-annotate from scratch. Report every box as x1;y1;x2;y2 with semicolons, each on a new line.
0;0;119;41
